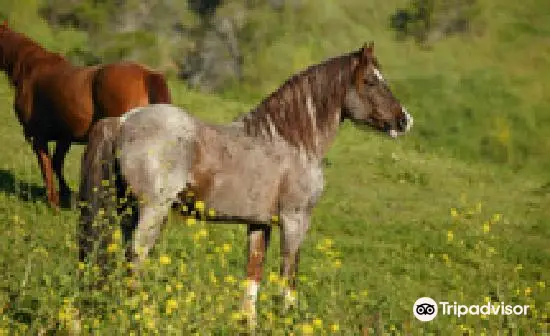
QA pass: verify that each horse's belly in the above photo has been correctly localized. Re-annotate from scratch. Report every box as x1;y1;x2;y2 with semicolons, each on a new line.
198;160;284;223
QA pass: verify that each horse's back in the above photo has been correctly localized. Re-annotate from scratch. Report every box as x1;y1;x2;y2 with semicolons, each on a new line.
93;63;170;119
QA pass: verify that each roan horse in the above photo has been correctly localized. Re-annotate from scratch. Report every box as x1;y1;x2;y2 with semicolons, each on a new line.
0;21;171;209
78;42;412;325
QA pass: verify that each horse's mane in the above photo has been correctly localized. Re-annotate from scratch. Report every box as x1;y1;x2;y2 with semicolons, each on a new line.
238;50;360;155
0;27;67;86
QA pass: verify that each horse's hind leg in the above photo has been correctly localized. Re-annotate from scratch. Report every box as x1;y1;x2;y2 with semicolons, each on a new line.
52;139;72;208
242;224;272;326
31;137;58;208
126;203;170;271
279;211;310;311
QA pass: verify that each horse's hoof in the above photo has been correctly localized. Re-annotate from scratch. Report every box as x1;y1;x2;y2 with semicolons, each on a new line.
48;201;61;213
60;191;76;210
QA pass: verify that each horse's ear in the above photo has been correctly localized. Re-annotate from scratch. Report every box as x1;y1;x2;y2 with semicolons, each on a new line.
361;41;375;59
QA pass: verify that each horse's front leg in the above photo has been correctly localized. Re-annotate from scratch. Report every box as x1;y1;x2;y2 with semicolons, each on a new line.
52;139;72;208
279;212;310;311
242;224;272;327
31;137;59;208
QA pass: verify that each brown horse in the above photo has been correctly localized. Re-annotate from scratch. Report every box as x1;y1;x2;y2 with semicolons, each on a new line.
0;20;171;209
78;42;413;326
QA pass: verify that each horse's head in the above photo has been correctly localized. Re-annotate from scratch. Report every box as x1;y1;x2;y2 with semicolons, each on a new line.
343;42;412;138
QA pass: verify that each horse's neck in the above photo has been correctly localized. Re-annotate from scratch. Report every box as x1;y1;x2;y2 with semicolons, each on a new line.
238;105;343;160
1;36;65;84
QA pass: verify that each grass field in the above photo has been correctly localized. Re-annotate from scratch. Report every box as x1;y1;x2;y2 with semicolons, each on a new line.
1;0;549;334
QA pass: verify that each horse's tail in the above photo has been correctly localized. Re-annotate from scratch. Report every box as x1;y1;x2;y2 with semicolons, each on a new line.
78;117;123;267
146;71;171;104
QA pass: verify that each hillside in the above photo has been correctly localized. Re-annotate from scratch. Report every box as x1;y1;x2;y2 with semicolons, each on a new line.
0;0;549;334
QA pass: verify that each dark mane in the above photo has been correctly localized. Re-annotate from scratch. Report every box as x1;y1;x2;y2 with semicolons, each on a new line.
238;50;361;154
0;29;66;86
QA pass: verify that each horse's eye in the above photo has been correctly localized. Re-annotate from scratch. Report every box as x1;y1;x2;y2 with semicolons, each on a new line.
364;78;377;86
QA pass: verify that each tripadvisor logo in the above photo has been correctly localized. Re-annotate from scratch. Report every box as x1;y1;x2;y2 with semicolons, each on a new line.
413;297;529;322
413;297;438;322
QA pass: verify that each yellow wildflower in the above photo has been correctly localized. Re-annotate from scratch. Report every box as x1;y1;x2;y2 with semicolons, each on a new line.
165;299;178;315
330;323;340;332
185;291;195;303
146;319;155;330
224;275;236;284
450;208;458;217
112;229;121;241
186;217;196;226
313;318;322;328
483;222;490;233
268;272;279;283
107;243;118;253
209;271;217;284
159;255;171;265
222;243;232;253
231;311;243;321
301;323;314;335
447;230;454;242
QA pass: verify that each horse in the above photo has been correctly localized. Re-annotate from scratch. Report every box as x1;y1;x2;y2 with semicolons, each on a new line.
78;42;413;326
0;20;171;209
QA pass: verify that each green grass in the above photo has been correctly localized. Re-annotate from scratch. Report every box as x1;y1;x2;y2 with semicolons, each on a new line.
1;0;550;334
0;80;548;334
